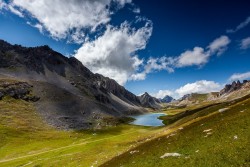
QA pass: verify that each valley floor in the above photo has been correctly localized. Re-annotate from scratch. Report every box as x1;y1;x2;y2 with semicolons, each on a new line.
0;94;249;167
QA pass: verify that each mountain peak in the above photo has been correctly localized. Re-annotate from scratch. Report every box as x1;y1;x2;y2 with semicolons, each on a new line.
139;92;161;109
160;95;174;103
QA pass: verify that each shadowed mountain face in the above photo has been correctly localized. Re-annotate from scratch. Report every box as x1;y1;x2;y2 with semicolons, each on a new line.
0;40;146;129
138;92;161;109
160;95;175;103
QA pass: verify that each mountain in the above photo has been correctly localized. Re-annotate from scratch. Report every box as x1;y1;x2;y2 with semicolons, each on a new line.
0;39;146;129
159;95;175;103
218;80;250;101
219;80;249;96
138;92;161;109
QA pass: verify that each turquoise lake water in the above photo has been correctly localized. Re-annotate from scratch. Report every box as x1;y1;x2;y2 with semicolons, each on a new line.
130;113;166;127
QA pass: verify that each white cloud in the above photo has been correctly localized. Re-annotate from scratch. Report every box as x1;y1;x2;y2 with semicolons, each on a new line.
207;35;230;55
75;21;153;85
150;80;222;99
130;72;146;81
176;47;209;67
177;36;230;67
131;35;231;83
114;0;132;7
229;71;250;81
227;16;250;33
0;1;23;17
7;3;24;17
240;37;250;50
0;0;7;10
1;0;232;86
130;56;175;81
27;22;43;34
6;0;132;41
145;57;175;73
133;7;140;14
175;80;222;97
150;90;173;99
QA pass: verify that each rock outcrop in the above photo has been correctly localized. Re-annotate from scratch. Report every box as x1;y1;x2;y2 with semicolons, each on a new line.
0;79;39;101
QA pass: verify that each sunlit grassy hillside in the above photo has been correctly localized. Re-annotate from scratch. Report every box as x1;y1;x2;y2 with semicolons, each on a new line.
101;95;250;167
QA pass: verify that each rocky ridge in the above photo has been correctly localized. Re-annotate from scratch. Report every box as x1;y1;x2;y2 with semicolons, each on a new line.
219;80;250;96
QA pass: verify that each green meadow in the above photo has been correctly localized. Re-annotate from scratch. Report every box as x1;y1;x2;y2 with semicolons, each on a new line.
0;94;249;167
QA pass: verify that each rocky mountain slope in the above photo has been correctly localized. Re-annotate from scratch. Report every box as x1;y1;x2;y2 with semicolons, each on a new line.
0;40;146;129
138;92;161;109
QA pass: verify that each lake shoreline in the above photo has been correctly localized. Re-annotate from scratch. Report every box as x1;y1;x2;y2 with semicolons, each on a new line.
129;113;167;127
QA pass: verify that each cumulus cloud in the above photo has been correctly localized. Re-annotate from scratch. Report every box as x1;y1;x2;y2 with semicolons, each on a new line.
134;35;230;81
130;35;230;83
239;37;250;50
176;47;209;67
75;21;153;85
130;56;175;81
229;71;250;81
145;57;175;73
5;0;132;41
150;90;174;99
175;80;222;97
163;36;230;69
176;36;230;68
227;16;250;33
207;35;231;55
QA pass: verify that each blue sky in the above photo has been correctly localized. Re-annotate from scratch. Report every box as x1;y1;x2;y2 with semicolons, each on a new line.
0;0;250;98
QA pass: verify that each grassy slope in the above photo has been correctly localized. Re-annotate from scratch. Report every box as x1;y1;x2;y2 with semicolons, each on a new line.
101;96;250;167
0;97;170;167
0;89;249;167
